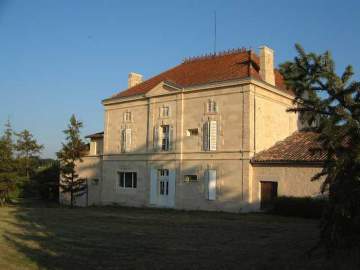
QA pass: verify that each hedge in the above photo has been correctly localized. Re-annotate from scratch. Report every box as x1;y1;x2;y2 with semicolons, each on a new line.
270;196;327;219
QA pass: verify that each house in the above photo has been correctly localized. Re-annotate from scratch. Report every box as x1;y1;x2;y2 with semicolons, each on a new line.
61;46;324;212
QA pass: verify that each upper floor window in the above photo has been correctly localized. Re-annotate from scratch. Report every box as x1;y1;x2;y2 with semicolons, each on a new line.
161;125;170;151
203;120;217;151
124;111;132;122
160;106;170;118
154;125;173;152
207;100;217;113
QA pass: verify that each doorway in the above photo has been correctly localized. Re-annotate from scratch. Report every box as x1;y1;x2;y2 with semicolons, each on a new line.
260;181;278;210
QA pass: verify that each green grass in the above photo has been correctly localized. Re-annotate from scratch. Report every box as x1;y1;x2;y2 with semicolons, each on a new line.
0;200;358;270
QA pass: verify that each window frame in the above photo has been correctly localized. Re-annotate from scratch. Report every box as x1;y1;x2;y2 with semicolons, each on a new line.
161;125;170;151
118;171;137;189
160;106;170;118
124;111;132;122
184;174;198;182
207;100;217;114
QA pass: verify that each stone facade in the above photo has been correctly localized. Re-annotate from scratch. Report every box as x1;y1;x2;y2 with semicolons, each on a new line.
61;47;323;211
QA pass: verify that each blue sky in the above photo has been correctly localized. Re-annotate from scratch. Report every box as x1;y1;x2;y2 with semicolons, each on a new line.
0;0;359;158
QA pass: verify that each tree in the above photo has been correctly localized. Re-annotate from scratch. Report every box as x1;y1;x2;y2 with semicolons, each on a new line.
280;44;360;253
15;129;43;178
31;159;59;201
57;115;88;208
0;120;17;204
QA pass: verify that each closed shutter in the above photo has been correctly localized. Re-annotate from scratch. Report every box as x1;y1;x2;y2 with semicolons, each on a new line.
168;170;176;207
169;125;174;151
203;122;209;151
154;126;160;151
209;121;217;151
208;169;217;200
121;129;126;152
150;168;157;204
125;128;132;152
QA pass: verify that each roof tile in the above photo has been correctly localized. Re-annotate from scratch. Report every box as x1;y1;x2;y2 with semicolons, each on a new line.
111;49;292;99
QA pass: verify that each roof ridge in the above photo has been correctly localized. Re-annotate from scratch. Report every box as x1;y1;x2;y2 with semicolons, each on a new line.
182;47;249;63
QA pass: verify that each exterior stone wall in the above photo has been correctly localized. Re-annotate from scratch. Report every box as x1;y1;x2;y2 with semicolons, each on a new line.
251;164;324;209
68;78;321;212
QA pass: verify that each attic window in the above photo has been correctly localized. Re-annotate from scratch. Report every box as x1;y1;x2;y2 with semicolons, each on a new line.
124;111;132;122
207;100;217;113
160;106;170;118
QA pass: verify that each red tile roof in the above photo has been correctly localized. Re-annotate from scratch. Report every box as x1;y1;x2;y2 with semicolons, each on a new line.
110;49;292;99
251;131;327;164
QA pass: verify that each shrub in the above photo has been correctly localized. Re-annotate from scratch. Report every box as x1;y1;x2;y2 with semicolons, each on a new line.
270;196;327;219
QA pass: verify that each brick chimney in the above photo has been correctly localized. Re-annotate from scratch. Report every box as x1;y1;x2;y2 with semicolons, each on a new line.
259;46;275;86
128;72;143;88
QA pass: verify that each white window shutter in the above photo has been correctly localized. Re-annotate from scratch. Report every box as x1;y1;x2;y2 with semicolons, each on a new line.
168;170;176;207
153;126;158;151
209;121;217;151
157;126;163;150
125;128;132;152
121;129;126;152
169;125;174;151
150;168;157;204
203;122;209;151
208;170;217;200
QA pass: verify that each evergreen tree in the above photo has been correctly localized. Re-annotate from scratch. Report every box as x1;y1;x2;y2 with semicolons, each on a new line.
280;44;360;252
0;120;16;204
57;115;88;208
15;129;43;178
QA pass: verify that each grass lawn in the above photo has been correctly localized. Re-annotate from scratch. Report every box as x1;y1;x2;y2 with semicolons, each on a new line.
0;201;357;270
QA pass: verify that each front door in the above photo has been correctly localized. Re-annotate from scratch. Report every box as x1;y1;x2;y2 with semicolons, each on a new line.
150;168;175;208
260;181;278;210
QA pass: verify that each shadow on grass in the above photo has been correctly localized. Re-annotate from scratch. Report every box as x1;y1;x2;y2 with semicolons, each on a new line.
2;200;360;270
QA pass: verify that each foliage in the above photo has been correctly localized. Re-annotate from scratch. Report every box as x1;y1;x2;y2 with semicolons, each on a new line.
15;129;43;178
57;115;88;208
31;160;59;201
0;120;17;204
271;196;326;219
280;44;360;252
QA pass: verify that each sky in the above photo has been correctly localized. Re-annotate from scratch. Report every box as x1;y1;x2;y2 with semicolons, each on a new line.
0;0;359;158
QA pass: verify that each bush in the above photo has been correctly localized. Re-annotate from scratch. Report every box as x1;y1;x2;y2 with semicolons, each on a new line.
270;196;327;219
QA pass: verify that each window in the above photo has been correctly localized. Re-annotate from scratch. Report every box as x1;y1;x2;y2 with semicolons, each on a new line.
161;125;170;151
207;100;217;113
186;128;198;136
158;169;169;195
158;169;169;176
118;172;137;188
160;106;170;118
203;121;217;151
124;111;132;122
184;175;198;182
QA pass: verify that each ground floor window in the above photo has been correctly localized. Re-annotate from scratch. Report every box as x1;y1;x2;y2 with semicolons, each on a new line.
184;175;198;182
118;172;137;188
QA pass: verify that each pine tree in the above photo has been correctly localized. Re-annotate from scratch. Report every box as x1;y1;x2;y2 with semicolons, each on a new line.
15;129;43;178
280;44;360;253
0;120;17;204
57;115;88;208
